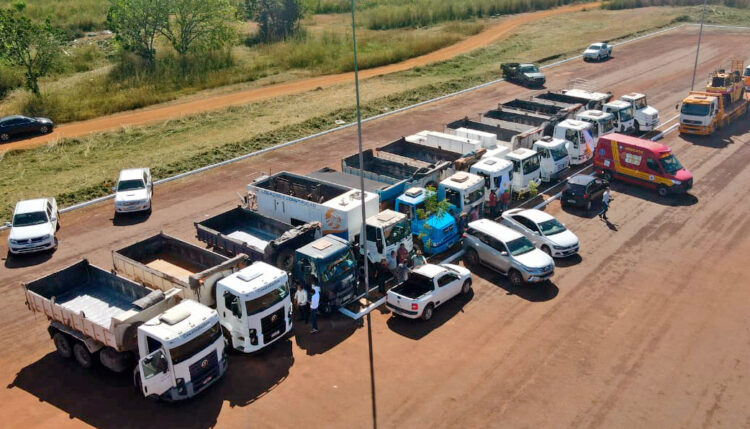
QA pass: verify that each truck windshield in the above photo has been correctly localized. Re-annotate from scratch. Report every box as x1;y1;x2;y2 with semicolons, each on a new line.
539;219;566;236
117;179;145;191
620;107;634;122
320;250;355;285
659;154;683;174
634;97;647;109
245;282;289;316
464;187;485;206
507;237;536;256
549;146;568;161
587;44;601;50
681;103;709;116
600;117;615;134
444;189;461;209
745;68;750;77
12;211;48;227
384;219;411;246
523;156;540;174
565;128;580;147
519;65;538;73
169;322;221;365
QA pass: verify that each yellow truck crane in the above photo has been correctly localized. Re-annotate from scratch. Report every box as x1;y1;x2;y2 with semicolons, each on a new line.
679;59;748;135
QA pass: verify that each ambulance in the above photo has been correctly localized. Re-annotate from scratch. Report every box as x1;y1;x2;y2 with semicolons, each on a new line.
593;133;693;197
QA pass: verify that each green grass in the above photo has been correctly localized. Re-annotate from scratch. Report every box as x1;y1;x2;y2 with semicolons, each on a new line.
0;0;109;37
603;0;750;10
1;5;716;222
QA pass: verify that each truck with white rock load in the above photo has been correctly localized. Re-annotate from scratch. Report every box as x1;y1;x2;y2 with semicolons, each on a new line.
195;205;320;271
24;259;226;400
377;135;481;172
445;117;542;153
112;233;293;353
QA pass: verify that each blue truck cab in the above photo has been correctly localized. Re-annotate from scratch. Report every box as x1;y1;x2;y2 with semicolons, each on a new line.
394;187;459;255
292;235;357;312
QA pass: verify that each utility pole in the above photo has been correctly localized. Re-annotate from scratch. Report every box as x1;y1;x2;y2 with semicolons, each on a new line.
690;0;707;90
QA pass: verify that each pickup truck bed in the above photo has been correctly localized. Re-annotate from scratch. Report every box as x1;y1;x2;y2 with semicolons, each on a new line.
389;281;431;299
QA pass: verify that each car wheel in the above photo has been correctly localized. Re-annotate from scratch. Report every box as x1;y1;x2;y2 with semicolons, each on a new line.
509;270;524;288
73;343;94;369
657;185;668;197
53;333;73;359
585;200;592;212
40;125;49;134
461;279;472;294
421;304;434;321
465;249;480;267
0;133;9;141
541;245;551;256
602;171;613;182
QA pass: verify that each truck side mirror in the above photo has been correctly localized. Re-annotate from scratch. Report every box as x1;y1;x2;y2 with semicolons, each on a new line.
4;222;11;227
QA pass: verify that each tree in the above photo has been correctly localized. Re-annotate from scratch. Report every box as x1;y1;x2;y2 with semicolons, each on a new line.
106;0;169;65
252;0;304;43
160;0;237;62
0;9;61;95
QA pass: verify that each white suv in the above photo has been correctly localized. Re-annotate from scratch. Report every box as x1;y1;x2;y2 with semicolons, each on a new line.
463;219;554;287
500;208;579;258
6;198;59;254
114;168;153;214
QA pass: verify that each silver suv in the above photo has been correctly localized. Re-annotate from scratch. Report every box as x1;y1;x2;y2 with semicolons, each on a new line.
462;219;554;287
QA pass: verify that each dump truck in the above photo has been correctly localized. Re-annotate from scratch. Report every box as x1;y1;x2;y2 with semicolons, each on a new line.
619;93;660;133
112;233;294;353
445;117;542;152
377;136;480;171
501;98;581;118
23;260;226;400
194;205;319;270
536;89;612;111
679;60;749;135
501;63;546;87
480;107;559;136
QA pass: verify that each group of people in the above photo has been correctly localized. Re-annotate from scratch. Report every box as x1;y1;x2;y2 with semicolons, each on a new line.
293;280;321;334
373;243;426;291
487;189;511;219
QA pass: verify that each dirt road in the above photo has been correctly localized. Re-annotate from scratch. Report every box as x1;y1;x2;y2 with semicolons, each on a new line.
4;3;597;152
1;26;749;428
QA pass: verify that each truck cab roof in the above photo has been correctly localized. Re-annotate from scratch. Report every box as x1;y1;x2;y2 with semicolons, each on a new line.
561;88;611;102
604;100;631;110
683;93;717;104
397;187;430;205
118;168;149;181
440;172;483;191
366;210;406;229
506;148;538;161
296;235;350;259
577;109;613;120
620;93;645;101
218;262;287;300
140;299;218;347
14;198;50;214
558;119;592;131
471;157;513;174
534;137;566;150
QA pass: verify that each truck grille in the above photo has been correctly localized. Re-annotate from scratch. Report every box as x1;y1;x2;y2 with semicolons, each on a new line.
682;119;701;125
189;351;219;389
261;308;286;342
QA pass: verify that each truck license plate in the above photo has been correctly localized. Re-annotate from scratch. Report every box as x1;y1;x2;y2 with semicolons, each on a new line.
272;329;281;338
202;376;213;386
568;199;576;204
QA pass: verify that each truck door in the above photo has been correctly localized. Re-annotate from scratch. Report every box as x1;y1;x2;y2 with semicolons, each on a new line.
221;290;245;343
138;349;173;398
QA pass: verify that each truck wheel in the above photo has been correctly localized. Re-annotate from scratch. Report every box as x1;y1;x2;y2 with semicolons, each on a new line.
465;249;480;267
53;333;73;359
657;186;668;197
276;249;294;272
634;121;640;135
73;343;94;369
421;304;434;321
509;270;524;288
461;279;472;294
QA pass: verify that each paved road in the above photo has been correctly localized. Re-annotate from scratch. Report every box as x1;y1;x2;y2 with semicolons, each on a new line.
1;26;749;428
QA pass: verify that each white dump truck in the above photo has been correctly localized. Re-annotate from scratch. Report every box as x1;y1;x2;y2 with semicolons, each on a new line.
619;93;659;133
24;260;226;401
575;109;615;143
532;136;570;182
505;148;542;194
438;172;486;217
551;119;596;165
112;233;293;353
405;130;483;156
469;157;513;204
247;171;379;242
602;99;636;133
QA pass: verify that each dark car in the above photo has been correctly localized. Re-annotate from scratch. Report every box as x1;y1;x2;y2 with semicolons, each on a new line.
0;115;54;142
561;174;608;211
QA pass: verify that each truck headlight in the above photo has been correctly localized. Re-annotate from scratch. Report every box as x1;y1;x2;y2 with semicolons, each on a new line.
176;378;186;394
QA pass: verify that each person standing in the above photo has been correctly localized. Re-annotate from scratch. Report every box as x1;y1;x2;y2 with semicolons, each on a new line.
397;262;410;283
600;187;612;221
309;280;320;334
411;249;427;268
488;190;498;218
397;243;409;265
293;283;309;323
387;250;398;275
470;205;480;221
500;189;510;215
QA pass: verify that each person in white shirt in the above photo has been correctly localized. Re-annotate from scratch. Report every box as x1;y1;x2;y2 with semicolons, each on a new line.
309;280;321;333
600;188;612;221
293;283;309;323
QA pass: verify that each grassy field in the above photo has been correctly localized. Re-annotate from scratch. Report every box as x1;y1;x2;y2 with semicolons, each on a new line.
0;0;109;36
2;5;728;222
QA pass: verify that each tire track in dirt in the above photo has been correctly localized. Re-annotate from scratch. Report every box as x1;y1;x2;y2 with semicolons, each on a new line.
1;3;598;152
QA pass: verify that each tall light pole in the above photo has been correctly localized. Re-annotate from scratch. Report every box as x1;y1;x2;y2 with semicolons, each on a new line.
690;0;708;90
350;0;378;428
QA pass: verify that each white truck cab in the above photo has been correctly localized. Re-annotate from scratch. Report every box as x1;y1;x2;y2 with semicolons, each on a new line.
7;198;59;254
438;172;485;217
619;93;659;132
505;148;541;194
364;210;413;265
561;88;613;110
470;157;513;201
532;137;570;182
137;300;226;400
216;262;292;353
553;119;595;165
602;100;635;133
575;109;615;143
114;168;153;214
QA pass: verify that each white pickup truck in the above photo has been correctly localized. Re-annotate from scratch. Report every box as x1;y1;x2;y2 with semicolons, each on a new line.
386;264;472;321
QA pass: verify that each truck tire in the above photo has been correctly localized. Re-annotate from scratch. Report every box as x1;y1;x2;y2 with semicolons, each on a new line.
657;185;668;197
461;279;472;295
53;333;73;359
421;304;434;321
275;249;294;272
73;343;94;369
509;270;524;288
465;249;480;267
634;121;640;135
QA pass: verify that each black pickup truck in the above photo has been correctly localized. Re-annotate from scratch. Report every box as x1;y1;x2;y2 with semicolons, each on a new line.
501;63;546;88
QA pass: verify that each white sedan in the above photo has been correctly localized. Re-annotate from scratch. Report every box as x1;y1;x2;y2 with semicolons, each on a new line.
500;208;579;258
